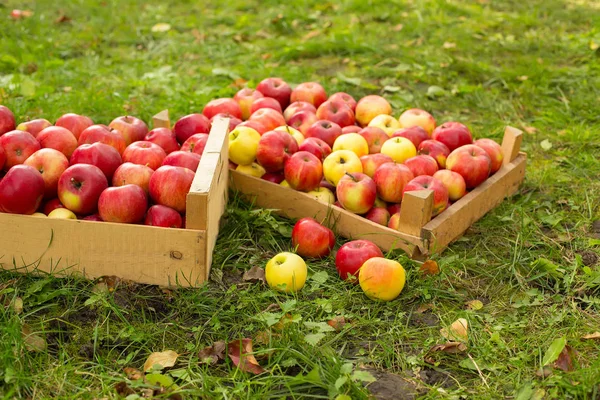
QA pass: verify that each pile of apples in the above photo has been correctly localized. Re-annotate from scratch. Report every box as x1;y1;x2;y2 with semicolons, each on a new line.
0;104;231;227
227;77;505;227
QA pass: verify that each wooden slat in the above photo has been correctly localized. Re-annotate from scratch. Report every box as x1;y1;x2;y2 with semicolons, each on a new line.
397;190;434;237
152;110;170;129
501;126;523;165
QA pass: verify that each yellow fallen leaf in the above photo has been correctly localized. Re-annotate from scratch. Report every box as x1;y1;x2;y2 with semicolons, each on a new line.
440;318;468;342
582;332;600;340
143;350;179;372
442;42;456;49
13;297;23;314
465;300;483;311
151;23;171;33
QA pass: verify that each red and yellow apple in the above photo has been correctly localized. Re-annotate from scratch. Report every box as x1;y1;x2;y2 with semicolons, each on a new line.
145;205;183;228
403;176;449;216
202;98;242;120
162;150;201;172
98;184;148;224
284;151;323;192
145;127;179;154
328;92;357;112
36;126;78;158
0;130;41;169
112;162;154;194
173;113;211;144
109;115;148;146
24;148;69;199
359;257;406;301
0;105;16;135
368;114;401;136
360;153;394;178
316;99;355;127
418;139;450;168
373;162;414;203
16;118;51;138
236;162;266;178
256;77;292;109
122;141;166;171
291;217;335;258
365;207;390;226
290;82;327;108
323;150;363;186
355;95;392;127
391;126;429;148
398;108;436;136
248;108;286;132
359;126;389;154
404;155;439;177
336;172;377;214
474;138;504;174
57;164;108;215
78;124;127;155
298;137;331;161
432;169;467;202
55;113;93;140
234;88;264;120
446;144;491;189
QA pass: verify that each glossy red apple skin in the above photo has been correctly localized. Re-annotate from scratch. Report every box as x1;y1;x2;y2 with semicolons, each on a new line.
82;214;103;222
145;205;183;228
173;113;211;144
237;120;268;135
256;130;299;172
210;113;242;131
262;172;285;184
250;97;283;114
202;98;242;120
180;133;209;155
432;169;467;202
24;148;70;199
0;165;45;214
256;77;292;109
0;145;6;170
446;144;492;189
15;119;52;138
387;203;401;215
291;217;335;258
320;179;336;193
328;92;357;112
42;198;65;215
284;101;316;123
55;113;94;140
234;88;264;120
403;176;449;216
365;207;390;226
342;125;362;134
305;120;343;148
392;126;429;149
70;142;123;181
57;164;109;215
162;151;201;172
122;141;166;171
359;126;389;154
149;166;195;213
78;124;127;155
287;110;318;136
417;139;451;169
431;122;473;152
98;184;148;224
298;137;332;161
36;126;78;158
316;99;355;128
248;108;286;132
360;153;394;178
109;116;149;146
335;239;384;282
284;151;323;192
145;128;179;154
373;163;414;203
0;106;16;135
112;162;154;194
404;155;439;177
336;173;377;214
0;130;41;169
474;138;504;174
290;82;327;108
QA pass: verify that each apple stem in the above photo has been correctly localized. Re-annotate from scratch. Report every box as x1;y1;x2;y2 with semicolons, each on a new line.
344;172;356;182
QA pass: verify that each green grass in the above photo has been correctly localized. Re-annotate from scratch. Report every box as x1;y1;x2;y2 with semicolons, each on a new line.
1;0;600;398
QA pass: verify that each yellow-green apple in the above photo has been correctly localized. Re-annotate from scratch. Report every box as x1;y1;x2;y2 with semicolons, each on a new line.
162;150;201;172
403;176;449;216
446;144;491;189
336;172;377;214
418;139;450;168
0;105;16;135
323;150;363;186
373;162;414;203
307;187;335;204
404;155;439;177
228;126;261;166
42;198;65;215
305;120;342;147
365;207;390;226
256;130;298;172
391;126;429;148
145;127;179;154
48;208;77;219
374;197;387;208
57;164;108;215
112;162;154;194
433;169;467;202
202;98;242;120
145;204;183;228
284;151;323;192
249;108;286;132
36;126;78;158
368;114;401;136
284;101;316;122
236;162;266;178
380;137;417;164
335;239;383;282
328;92;357;112
149;165;195;213
431;122;473;152
387;203;401;215
98;184;147;224
0;130;41;169
398;108;436;136
360;153;394;178
262;171;284;184
299;137;331;161
32;212;46;217
55;113;93;140
181;133;209;155
316;99;355;127
173;113;211;144
280;180;290;188
78;124;127;155
359;257;406;301
274;125;304;146
0;165;45;214
122;141;166;171
210;113;242;131
237;120;268;135
256;77;292;109
290;82;327;108
265;252;307;293
234;88;264;120
359;126;388;154
0;145;5;170
288;110;318;135
355;95;392;127
332;133;369;157
251;97;283;114
387;212;400;230
474;138;503;174
16;118;51;138
24;148;69;199
292;217;335;258
342;125;361;134
109;116;148;146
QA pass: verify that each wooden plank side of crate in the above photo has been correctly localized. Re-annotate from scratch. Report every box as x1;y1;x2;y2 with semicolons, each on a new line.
0;215;206;287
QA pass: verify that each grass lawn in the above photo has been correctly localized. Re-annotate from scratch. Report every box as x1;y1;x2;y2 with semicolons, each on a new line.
1;0;600;398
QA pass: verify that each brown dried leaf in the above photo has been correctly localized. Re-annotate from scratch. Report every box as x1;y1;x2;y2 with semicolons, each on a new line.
254;330;271;346
231;78;248;89
198;341;226;365
243;266;266;283
440;318;468;342
442;42;457;49
55;14;71;24
114;382;135;396
425;341;467;364
22;325;46;352
143;350;179;372
416;303;434;313
582;332;600;340
302;30;321;41
261;53;272;60
523;126;537;134
22;10;33;17
420;260;440;276
535;365;553;378
264;303;281;312
554;345;575;372
191;29;205;43
393;24;404;31
327;316;348;332
227;338;265;375
123;367;143;380
465;300;483;311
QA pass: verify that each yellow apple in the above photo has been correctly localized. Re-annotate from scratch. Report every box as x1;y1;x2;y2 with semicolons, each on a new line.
359;257;406;301
306;187;335;204
228;126;261;166
274;125;305;146
368;114;401;136
265;252;308;293
380;137;417;164
48;208;77;220
236;162;266;178
323;150;363;186
332;133;369;158
280;180;290;188
398;108;436;136
31;212;47;218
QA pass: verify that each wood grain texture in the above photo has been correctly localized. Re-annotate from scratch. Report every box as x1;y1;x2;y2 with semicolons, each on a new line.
501;126;523;166
152;110;170;129
397;190;434;237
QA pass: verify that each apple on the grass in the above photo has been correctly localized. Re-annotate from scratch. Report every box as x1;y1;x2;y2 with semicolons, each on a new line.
256;77;292;109
145;127;179;154
112;162;154;194
365;207;390;226
403;176;449;216
109;116;148;146
71;142;123;181
342;125;361;134
290;82;327;108
181;133;209;155
256;130;299;172
360;153;394;178
283;101;317;122
15;118;51;138
202;98;242;120
380;136;417;164
316;99;355;127
336;172;377;214
98;184;147;224
305;120;342;148
431;122;473;152
78;124;127;155
237;120;268;135
251;97;283;114
162;151;201;172
323;150;363;186
274;125;305;146
388;212;400;230
355;95;392;127
149;165;195;213
0;105;16;135
265;252;308;293
398;108;436;136
474;138;504;174
335;239;383;282
359;126;389;154
236;162;266;178
36;126;78;158
234;88;264;120
433;169;467;202
288;110;318;136
328;92;357;112
145;205;183;228
0;165;45;215
228;126;261;166
391;126;429;149
404;155;439;177
291;217;335;258
307;186;335;204
373;162;414;203
368;114;401;136
0;130;41;169
359;257;406;301
298;137;331;161
387;203;401;215
173;113;211;144
284;151;323;192
332;133;369;158
43;198;65;215
55;113;94;140
249;108;286;132
48;208;77;220
24;148;69;199
418;139;450;168
446;144;491;189
57;164;108;215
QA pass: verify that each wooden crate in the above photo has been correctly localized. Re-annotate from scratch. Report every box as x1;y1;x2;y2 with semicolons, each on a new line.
229;126;526;259
0;116;230;287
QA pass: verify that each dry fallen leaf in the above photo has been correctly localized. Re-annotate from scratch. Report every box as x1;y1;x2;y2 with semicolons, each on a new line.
553;345;575;372
425;341;467;364
327;316;348;332
420;260;440;276
55;14;71;24
22;325;47;352
227;338;265;375
231;78;248;89
517;75;529;81
13;297;23;314
243;266;266;283
198;341;226;365
114;382;135;396
254;330;271;346
523;126;537;134
302;30;321;41
442;42;457;49
123;367;143;380
416;303;434;313
465;300;483;311
143;350;179;372
151;23;171;33
393;24;404;31
440;318;469;342
582;332;600;340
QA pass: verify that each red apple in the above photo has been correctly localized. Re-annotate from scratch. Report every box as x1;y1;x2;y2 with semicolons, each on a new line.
0;165;45;214
98;184;147;224
298;137;332;161
256;77;292;109
388;213;400;230
284;151;323;192
36;126;78;158
418;139;450;169
305;120;342;148
149;165;195;213
336;172;377;214
162;151;201;172
210;113;242;131
284;101;316;123
290;82;327;108
0;106;16;135
256;130;299;172
320;179;336;193
57;164;108;215
373;163;414;203
0;145;5;170
365;207;390;226
78;124;127;155
335;239;383;282
15;119;51;138
181;133;209;155
288;110;318;135
360;153;394;178
328;92;357;112
0;130;41;169
82;214;102;221
403;176;449;216
355;95;392;127
446;144;491;189
70;142;123;181
109;116;149;146
234;88;264;120
342;125;361;134
431;122;473;152
474;138;504;174
249;108;286;131
398;108;436;136
291;217;335;258
145;205;183;228
202;98;242;120
359;126;389;154
262;171;285;184
250;97;283;114
392;126;429;149
122;141;166;170
404;155;439;177
173;113;211;144
145;127;179;154
112;162;154;194
24;148;69;199
316;99;355;127
387;203;401;215
237;120;268;135
42;198;65;215
55;113;94;140
432;169;467;202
